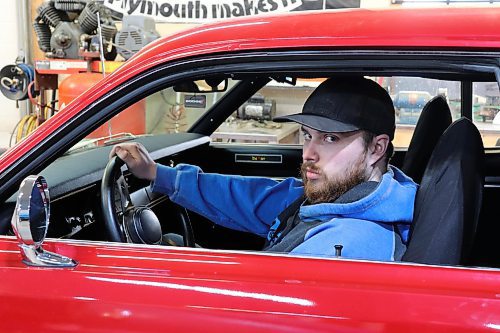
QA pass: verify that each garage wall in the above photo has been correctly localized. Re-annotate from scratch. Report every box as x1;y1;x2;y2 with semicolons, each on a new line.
0;1;21;148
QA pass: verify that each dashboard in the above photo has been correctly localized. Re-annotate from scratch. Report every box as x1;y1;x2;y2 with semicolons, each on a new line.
0;133;211;240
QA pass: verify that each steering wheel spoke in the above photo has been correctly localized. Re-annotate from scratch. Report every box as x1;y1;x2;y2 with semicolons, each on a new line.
116;174;133;211
101;156;195;247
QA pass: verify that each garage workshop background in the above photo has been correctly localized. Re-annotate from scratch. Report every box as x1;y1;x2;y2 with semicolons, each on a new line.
0;0;499;151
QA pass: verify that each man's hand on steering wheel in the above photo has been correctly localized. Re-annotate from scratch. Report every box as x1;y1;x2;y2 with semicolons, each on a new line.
109;142;157;181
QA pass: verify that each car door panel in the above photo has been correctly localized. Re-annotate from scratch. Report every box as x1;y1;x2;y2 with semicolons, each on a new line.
1;236;499;332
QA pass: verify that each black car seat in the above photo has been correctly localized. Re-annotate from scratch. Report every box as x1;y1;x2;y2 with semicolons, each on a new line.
402;95;452;184
402;118;484;265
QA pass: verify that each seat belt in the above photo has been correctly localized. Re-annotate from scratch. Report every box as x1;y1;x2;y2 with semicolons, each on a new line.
264;195;304;249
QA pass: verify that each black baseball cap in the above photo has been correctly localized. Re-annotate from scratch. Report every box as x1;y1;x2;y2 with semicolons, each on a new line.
274;77;395;140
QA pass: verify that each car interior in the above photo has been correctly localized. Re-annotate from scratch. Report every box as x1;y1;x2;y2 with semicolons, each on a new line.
1;52;500;269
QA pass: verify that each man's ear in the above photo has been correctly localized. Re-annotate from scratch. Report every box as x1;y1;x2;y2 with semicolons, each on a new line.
368;134;390;166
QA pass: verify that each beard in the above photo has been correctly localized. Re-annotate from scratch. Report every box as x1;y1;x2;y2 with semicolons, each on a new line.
301;156;368;204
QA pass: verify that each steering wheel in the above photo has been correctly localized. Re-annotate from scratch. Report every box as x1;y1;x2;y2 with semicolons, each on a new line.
101;156;195;247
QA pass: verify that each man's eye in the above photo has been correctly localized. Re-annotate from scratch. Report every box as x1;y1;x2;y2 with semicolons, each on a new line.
302;132;312;140
324;135;338;143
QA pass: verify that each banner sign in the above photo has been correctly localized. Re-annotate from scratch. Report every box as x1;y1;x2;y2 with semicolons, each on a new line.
103;0;360;23
104;0;301;22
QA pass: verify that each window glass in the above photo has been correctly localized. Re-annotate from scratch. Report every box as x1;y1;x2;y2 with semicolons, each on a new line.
472;82;500;148
68;79;238;153
390;77;461;148
212;77;461;148
212;78;319;145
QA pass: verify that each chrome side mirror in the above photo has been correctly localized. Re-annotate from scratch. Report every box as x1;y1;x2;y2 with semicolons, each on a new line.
11;175;77;267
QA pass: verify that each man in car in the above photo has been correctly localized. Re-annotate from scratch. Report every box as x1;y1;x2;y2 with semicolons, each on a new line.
110;77;417;261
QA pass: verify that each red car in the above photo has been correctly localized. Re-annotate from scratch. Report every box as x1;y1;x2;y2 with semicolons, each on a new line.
1;7;500;332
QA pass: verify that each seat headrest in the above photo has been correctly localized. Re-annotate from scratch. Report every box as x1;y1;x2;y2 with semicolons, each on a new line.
402;95;452;183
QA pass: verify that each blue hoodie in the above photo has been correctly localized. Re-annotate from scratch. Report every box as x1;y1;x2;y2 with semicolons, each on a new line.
151;164;417;261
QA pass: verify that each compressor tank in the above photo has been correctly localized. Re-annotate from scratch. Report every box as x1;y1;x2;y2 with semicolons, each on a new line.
58;72;145;138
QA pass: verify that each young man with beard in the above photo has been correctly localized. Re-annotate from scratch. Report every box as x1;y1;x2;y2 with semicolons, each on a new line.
110;77;418;261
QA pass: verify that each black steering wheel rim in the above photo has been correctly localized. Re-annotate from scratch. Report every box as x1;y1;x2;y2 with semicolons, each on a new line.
100;156;195;247
101;156;126;242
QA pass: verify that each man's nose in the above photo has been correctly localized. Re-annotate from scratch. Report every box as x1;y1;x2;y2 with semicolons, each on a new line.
302;141;318;162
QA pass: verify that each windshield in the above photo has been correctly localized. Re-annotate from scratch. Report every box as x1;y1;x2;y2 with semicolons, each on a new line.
67;79;239;154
